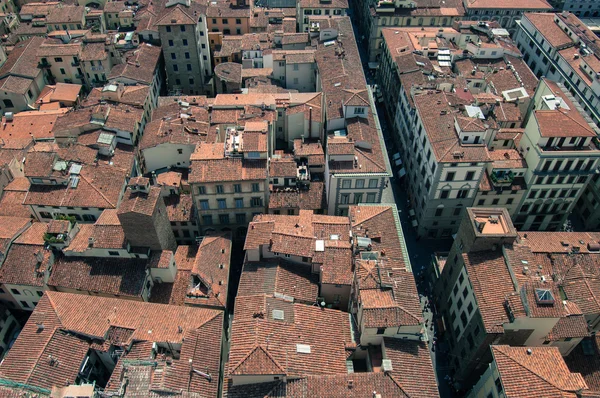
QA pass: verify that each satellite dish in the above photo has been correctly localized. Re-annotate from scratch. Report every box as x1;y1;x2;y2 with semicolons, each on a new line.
320;301;326;307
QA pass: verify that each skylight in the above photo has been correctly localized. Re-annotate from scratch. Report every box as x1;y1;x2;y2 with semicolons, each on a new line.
296;344;311;354
534;288;555;305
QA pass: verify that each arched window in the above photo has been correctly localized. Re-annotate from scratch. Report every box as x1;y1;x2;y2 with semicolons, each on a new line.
406;18;412;26
418;18;423;26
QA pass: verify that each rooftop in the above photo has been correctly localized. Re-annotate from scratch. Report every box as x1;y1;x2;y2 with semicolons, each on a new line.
492;345;588;397
0;292;223;396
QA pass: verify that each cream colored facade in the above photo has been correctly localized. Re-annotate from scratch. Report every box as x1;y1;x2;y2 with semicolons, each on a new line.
513;79;600;231
192;180;268;239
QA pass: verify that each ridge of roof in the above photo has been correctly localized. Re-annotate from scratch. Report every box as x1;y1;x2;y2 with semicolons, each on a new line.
229;344;286;375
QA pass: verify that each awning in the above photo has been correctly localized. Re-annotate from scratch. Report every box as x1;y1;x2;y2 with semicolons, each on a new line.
395;158;403;166
392;152;401;160
397;168;406;178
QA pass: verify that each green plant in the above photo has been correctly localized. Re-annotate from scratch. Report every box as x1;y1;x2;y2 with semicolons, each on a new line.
55;214;76;226
43;233;64;244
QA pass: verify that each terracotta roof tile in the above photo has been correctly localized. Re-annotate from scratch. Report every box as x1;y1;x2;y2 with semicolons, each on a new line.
229;295;354;377
383;338;439;397
565;336;600;393
108;43;161;85
238;259;319;304
492;345;587;397
268;181;325;211
0;292;223;395
185;232;231;309
48;254;148;297
463;250;515;333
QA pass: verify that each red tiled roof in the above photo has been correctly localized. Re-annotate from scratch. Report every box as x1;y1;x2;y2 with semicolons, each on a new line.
565;336;600;393
238;259;319;304
463;250;515;333
228;295;354;377
492;345;588;397
0;292;223;396
383;337;439;397
48;255;148;297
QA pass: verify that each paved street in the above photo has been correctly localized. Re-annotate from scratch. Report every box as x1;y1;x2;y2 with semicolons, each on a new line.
350;12;457;397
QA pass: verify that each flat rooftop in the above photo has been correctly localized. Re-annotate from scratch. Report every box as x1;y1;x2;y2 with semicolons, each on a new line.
468;208;516;236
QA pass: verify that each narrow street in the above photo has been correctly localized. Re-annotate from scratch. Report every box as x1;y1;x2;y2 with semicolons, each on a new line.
350;11;456;397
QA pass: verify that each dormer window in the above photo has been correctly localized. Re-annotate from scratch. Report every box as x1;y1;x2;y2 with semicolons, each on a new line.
354;107;365;115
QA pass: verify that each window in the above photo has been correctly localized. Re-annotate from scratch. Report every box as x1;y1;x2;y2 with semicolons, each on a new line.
236;213;246;224
376;327;385;335
340;194;349;204
369;179;378;188
251;197;262;207
10;289;19;295
435;208;443;217
187;64;192;71
185;52;190;59
60;68;66;75
457;189;468;199
20;301;29;308
180;25;186;32
216;185;224;194
189;78;194;85
466;171;475;180
354;107;365;114
467;302;473;314
462;287;468;298
198;186;206;195
342;179;351;189
171;53;176;60
495;378;503;393
366;193;376;203
453;206;462;216
166;26;171;32
453;285;459;296
446;172;455;181
168;39;174;46
252;183;260;192
202;215;212;225
460;311;468;327
477;199;485;205
354;193;363;204
236;18;242;24
506;198;513;205
2;99;13;108
54;57;63;62
219;214;229;224
218;199;226;209
200;200;209;210
108;251;120;256
234;184;242;193
182;39;188;46
173;64;179;72
356;179;364;189
235;198;244;208
440;190;450;199
492;198;499;205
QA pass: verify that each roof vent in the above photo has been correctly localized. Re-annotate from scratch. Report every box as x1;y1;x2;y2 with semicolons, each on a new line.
526;348;532;355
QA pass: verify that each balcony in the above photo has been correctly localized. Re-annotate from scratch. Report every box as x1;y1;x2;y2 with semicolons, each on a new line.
38;60;51;68
75;74;84;80
71;60;80;67
538;139;600;153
